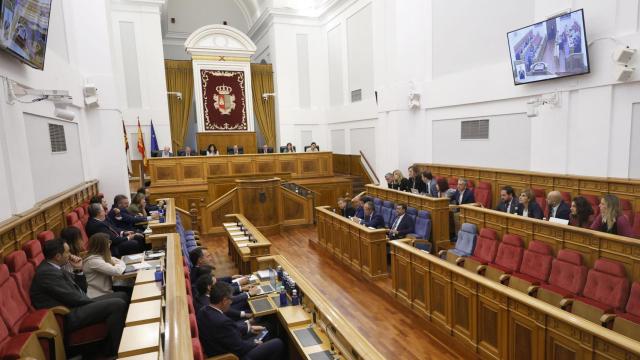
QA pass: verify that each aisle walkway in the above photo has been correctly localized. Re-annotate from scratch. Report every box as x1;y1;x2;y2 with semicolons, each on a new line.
202;225;467;360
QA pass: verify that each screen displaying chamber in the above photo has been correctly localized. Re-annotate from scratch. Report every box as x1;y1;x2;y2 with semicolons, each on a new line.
0;0;52;70
507;9;589;85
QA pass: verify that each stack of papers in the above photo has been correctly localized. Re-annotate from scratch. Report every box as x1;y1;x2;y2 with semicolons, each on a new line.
257;270;271;280
228;231;244;236
132;262;153;270
232;236;249;241
226;226;241;231
223;222;238;227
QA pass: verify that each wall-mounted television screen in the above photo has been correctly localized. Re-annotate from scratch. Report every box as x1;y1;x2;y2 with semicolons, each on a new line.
0;0;52;70
507;9;589;85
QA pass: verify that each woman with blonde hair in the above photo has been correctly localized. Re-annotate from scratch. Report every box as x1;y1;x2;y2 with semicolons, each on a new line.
83;233;131;298
392;169;410;192
128;192;147;217
516;188;543;219
590;194;633;237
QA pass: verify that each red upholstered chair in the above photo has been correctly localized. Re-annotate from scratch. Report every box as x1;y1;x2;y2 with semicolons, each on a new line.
633;213;640;239
0;263;63;360
613;282;640;340
5;252;37;309
448;177;458;189
189;313;199;338
570;259;630;326
620;199;634;226
192;337;239;360
37;231;55;248
461;228;499;274
581;194;600;216
560;192;572;204
474;182;492;209
532;188;547;218
187;295;195;315
484;234;524;284
508;241;553;295
22;240;45;267
73;207;88;227
466;180;474;190
65;212;89;251
0;318;47;360
536;249;588;308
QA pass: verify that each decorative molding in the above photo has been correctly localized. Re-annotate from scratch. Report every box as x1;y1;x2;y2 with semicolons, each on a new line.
191;55;251;62
185;24;257;58
110;0;165;14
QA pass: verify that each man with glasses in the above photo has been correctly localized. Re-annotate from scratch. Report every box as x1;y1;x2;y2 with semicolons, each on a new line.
197;282;284;359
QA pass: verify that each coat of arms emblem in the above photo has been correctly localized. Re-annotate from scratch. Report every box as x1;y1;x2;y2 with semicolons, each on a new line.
213;84;235;115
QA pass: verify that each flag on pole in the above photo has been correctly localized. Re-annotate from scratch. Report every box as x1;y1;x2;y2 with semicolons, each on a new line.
136;118;147;166
150;120;159;153
122;120;132;175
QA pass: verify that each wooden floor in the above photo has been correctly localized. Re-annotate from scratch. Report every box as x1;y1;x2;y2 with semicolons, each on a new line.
202;225;468;360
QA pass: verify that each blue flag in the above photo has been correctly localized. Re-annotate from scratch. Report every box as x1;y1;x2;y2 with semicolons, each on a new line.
150;120;159;153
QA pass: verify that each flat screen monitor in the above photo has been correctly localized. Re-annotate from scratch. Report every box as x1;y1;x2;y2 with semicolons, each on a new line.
507;9;589;85
0;0;52;70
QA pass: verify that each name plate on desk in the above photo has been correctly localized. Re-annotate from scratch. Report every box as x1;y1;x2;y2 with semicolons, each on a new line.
232;236;250;241
293;327;323;347
309;350;334;360
229;231;245;236
248;297;276;317
225;226;241;231
223;222;239;227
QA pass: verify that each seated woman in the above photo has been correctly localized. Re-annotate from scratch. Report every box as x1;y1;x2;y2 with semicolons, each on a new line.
391;169;410;192
60;227;85;273
590;194;633;237
516;188;544;219
435;177;452;199
83;233;131;299
205;144;219;156
569;196;594;228
283;142;296;153
128;193;147;217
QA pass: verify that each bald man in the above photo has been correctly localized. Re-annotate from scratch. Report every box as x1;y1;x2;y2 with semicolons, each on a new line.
546;191;570;220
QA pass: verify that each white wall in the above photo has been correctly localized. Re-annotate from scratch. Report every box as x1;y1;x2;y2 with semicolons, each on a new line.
249;0;640;180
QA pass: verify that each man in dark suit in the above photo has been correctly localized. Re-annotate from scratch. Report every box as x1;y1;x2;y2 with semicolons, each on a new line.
451;178;475;206
86;203;145;257
421;171;438;197
108;195;148;232
496;186;519;214
30;239;128;357
388;204;415;239
337;197;355;218
194;272;256;320
189;247;249;293
361;201;385;228
546;191;570;220
229;145;243;155
407;165;426;194
384;173;394;189
352;196;365;219
197;282;283;360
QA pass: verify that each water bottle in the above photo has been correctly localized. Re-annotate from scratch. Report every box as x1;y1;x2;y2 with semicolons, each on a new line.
276;266;283;282
279;286;288;307
154;265;163;284
291;289;299;306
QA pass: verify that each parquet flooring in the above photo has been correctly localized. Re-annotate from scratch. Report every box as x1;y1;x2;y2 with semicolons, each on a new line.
201;225;469;360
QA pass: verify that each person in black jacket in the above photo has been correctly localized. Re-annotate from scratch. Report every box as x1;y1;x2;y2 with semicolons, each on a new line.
361;201;385;228
337;197;355;218
391;170;410;192
197;282;284;359
194;273;256;321
108;195;148;232
516;188;544;219
388;204;415;239
496;186;519;214
30;239;128;357
546;191;570;220
407;165;426;194
86;203;145;257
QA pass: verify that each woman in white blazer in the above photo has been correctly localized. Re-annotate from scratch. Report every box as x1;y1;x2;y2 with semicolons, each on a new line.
83;233;128;298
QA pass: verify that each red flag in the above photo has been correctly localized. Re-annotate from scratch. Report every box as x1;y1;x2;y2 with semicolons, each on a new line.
122;120;129;152
136;118;147;166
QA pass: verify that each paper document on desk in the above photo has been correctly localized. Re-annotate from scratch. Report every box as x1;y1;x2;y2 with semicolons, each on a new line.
132;262;152;270
223;222;238;227
228;231;244;236
225;226;241;231
122;254;143;264
549;217;569;225
257;270;271;280
233;236;249;241
249;274;259;283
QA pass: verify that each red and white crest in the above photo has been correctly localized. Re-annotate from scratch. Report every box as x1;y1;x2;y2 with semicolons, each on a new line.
213;84;236;115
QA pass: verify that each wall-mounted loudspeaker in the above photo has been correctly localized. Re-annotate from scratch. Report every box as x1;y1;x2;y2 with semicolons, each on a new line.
614;47;636;65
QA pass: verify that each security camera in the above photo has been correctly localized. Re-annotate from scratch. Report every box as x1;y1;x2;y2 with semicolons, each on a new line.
54;107;76;121
167;91;182;100
262;92;276;101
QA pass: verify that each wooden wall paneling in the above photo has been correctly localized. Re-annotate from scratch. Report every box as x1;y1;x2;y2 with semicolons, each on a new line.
507;299;545;360
236;179;281;235
545;316;591;360
451;272;477;349
392;245;412;307
429;261;452;333
411;253;431;319
476;287;505;360
347;222;359;270
196;131;257;154
280;189;313;226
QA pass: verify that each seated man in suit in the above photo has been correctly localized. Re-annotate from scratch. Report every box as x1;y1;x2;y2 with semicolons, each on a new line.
451;178;475;207
86;203;145;257
259;144;273;153
198;282;284;360
496;186;518;214
360;201;385;228
229;145;243;155
351;196;365;219
30;239;128;357
108;194;148;232
161;146;173;157
194;272;257;320
388;204;415;239
179;146;196;156
337;197;355;218
384;173;394;189
421;171;438;197
546;190;570;220
189;247;249;292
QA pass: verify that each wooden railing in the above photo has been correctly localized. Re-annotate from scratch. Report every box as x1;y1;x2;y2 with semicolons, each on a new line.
164;232;193;359
459;204;640;283
389;239;640;359
359;151;379;185
0;180;99;262
364;184;451;252
417;162;640;213
332;153;376;184
224;214;272;273
315;206;388;279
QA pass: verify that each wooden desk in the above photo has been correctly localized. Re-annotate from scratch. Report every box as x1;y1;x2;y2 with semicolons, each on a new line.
147;198;177;237
125;300;162;326
135;268;159;284
224;214;272;273
117;322;160;358
257;255;385;360
131;282;162;303
315;206;388;279
118;352;159;360
365;184;451;252
389;239;640;359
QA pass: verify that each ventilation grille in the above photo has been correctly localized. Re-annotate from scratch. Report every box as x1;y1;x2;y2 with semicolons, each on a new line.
49;124;67;152
461;119;489;140
351;89;362;102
